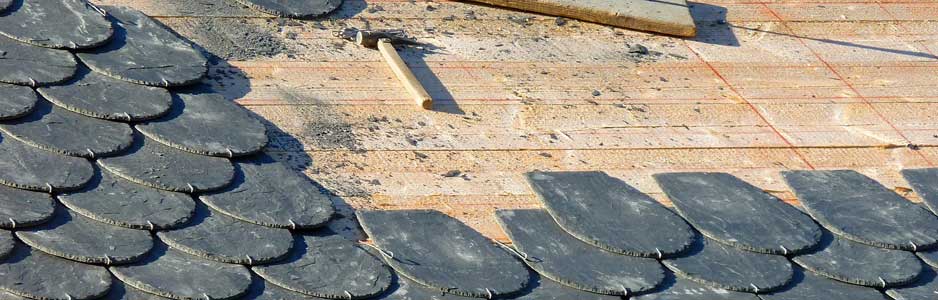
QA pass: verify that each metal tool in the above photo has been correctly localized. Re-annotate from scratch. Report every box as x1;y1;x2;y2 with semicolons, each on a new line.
356;30;433;110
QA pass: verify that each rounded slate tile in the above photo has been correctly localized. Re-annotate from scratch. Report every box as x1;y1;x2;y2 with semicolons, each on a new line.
0;84;37;120
654;172;822;255
918;249;938;269
631;275;760;300
0;230;12;259
887;267;938;300
243;278;331;300
37;68;173;122
76;6;207;87
137;92;267;158
356;210;531;298
100;280;171;300
901;168;938;216
792;230;923;288
59;167;195;231
374;275;476;300
495;209;666;296
526;171;695;258
233;0;343;18
782;170;938;251
509;276;621;300
0;100;134;158
98;136;235;193
111;245;253;300
253;235;393;299
0;0;113;49
16;208;154;265
0;242;112;300
157;206;293;265
0;133;93;192
0;35;77;86
201;154;333;229
760;269;889;300
0;184;55;229
661;237;793;293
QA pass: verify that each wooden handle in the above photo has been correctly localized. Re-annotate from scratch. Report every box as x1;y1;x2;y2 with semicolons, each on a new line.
377;39;433;110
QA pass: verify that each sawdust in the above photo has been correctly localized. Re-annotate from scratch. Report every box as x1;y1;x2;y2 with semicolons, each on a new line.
185;18;292;61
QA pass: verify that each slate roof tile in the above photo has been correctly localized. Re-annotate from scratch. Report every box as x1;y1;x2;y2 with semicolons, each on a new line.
758;268;889;300
0;0;113;49
792;230;923;288
0;84;38;120
0;184;55;229
98;135;235;193
0;242;112;300
0;35;77;87
661;237;794;293
233;0;343;19
901;168;938;217
0;132;93;192
886;267;938;300
916;250;938;269
37;68;173;122
0;230;12;260
110;244;253;300
15;208;154;265
631;274;760;300
0;100;134;158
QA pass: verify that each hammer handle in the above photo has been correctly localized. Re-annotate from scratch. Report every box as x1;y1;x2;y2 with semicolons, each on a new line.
378;39;433;110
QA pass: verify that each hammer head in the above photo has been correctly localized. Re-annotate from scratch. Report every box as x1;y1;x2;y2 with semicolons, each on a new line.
355;29;420;49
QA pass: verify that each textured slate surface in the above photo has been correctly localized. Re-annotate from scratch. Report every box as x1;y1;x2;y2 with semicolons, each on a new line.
233;0;344;18
76;6;207;87
0;100;134;158
661;237;793;293
901;168;938;216
375;275;474;300
0;84;37;120
782;170;938;251
0;183;54;229
0;243;112;300
98;136;235;193
100;281;171;300
0;292;28;300
886;267;938;300
357;210;531;298
759;269;889;300
0;230;12;260
496;209;665;296
157;206;294;265
792;230;923;288
0;0;9;13
0;133;93;192
654;172;822;255
244;278;330;300
58;168;195;230
917;250;938;269
0;35;77;86
111;245;253;300
37;68;173;122
526;171;695;258
137;92;268;157
253;235;393;299
0;0;113;49
201;154;333;229
632;275;760;300
510;275;623;300
15;208;153;265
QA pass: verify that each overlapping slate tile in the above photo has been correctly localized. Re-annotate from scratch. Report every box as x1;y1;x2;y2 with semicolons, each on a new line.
917;250;938;269
0;100;134;158
509;275;622;300
759;269;889;300
201;154;333;229
0;84;37;120
661;237;793;293
0;0;10;13
76;6;207;87
111;245;252;300
98;136;235;193
233;0;343;18
137;92;267;158
37;68;173;122
525;171;695;258
886;267;938;300
0;0;113;49
253;235;392;299
58;167;195;230
357;210;530;298
632;275;761;300
0;133;93;192
901;168;938;216
100;280;171;300
0;242;112;300
16;208;153;265
243;277;329;300
0;230;12;260
0;35;77;86
782;170;938;251
157;205;293;265
792;230;922;288
0;184;54;229
373;275;474;300
495;209;665;296
654;172;821;255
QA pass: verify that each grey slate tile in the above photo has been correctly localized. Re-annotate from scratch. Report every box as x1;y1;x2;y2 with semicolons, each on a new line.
76;6;207;87
0;0;10;13
792;230;923;288
654;172;822;255
631;274;760;300
0;133;93;192
111;245;252;300
0;100;134;158
758;269;889;300
98;136;235;193
662;237;794;293
526;171;696;258
374;275;475;300
0;242;112;300
0;230;12;260
37;68;173;122
232;0;343;18
782;170;938;251
917;250;938;269
356;209;531;299
508;275;622;300
0;183;55;229
886;267;938;300
901;168;938;217
495;209;666;296
201;153;334;229
16;208;154;265
136;92;268;158
0;35;77;86
0;0;112;49
0;84;37;120
100;280;171;300
243;277;329;300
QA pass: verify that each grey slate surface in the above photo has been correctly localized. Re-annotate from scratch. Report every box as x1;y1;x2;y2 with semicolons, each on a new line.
0;84;37;120
782;170;938;251
496;209;665;296
0;100;134;158
0;0;10;13
244;278;329;300
37;68;173;122
357;209;531;298
111;245;253;300
100;281;171;300
632;275;761;300
0;133;93;192
98;136;235;193
662;237;794;293
917;250;938;269
792;230;923;288
0;230;12;260
901;168;938;216
0;183;55;229
886;267;938;300
0;0;112;49
15;208;153;265
0;35;77;86
137;92;268;158
233;0;344;18
0;243;112;300
654;172;822;255
758;269;889;300
253;235;393;299
526;171;695;258
76;6;207;87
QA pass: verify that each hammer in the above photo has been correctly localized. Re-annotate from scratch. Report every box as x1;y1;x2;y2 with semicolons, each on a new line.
356;30;433;110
